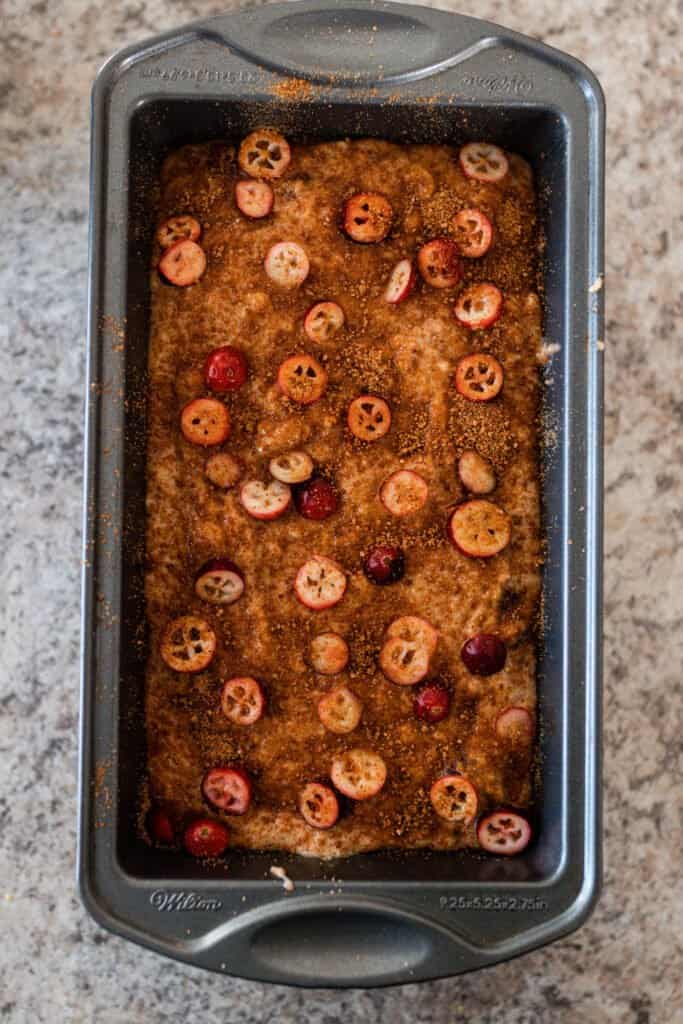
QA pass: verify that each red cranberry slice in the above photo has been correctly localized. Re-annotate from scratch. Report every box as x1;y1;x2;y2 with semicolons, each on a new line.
294;556;347;610
347;395;392;441
180;398;230;446
204;345;248;392
158;240;206;286
459;143;509;183
417;238;463;289
183;817;230;858
452;208;493;258
330;748;387;800
201;766;252;815
384;259;415;303
156;215;201;249
363;544;405;585
414;683;451;723
342;192;393;243
277;354;327;404
146;806;174;844
461;633;507;676
298;782;339;829
235;179;274;218
454;353;504;402
477;810;532;855
454;284;503;330
294;477;339;521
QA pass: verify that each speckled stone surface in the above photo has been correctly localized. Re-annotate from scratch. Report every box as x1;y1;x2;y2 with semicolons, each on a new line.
1;0;682;1020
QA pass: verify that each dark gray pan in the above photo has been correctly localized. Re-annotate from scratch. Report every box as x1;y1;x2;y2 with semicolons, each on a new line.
80;0;604;987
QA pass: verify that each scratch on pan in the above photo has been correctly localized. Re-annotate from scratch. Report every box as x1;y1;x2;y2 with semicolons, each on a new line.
269;865;295;892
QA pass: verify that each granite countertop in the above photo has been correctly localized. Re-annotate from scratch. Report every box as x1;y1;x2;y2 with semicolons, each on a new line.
1;0;681;1020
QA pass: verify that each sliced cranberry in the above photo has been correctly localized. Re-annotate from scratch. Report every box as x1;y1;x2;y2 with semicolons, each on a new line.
495;705;534;744
454;353;504;402
160;616;216;673
452;208;494;258
269;450;314;484
183;817;230;858
235;179;274;218
304;301;345;343
459;143;509;183
221;676;266;726
386;615;439;655
379;635;430;686
277;354;327;404
414;683;451;723
384;259;415;303
318;685;363;734
477;810;532;855
363;544;405;585
146;806;174;844
239;479;291;520
194;558;244;606
156;215;201;249
417;238;463;289
330;748;387;800
461;634;507;676
205;452;244;489
294;556;347;611
379;469;429;517
308;632;349;675
295;477;338;521
238;129;291;179
448;500;511;558
299;782;339;829
454;283;503;330
264;242;310;288
430;773;478;824
347;395;392;442
458;449;496;494
204;345;248;392
342;192;393;243
202;766;252;815
180;398;230;447
158;240;207;286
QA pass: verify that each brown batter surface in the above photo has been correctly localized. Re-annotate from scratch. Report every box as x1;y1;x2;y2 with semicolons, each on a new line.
144;136;542;858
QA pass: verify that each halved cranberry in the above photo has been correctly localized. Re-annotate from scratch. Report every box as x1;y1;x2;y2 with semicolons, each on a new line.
277;354;327;404
379;635;430;686
295;477;338;521
448;500;511;558
156;215;201;249
201;766;252;815
430;773;478;824
414;683;451;723
269;450;314;484
454;353;504;402
194;558;244;606
477;810;532;855
330;748;387;800
294;556;347;610
204;345;248;392
158;239;207;286
160;616;216;673
363;544;405;585
304;301;345;343
308;632;349;675
461;633;507;676
238;129;291;179
318;685;363;734
264;242;309;288
235;179;274;218
183;817;230;858
239;479;291;520
347;395;392;442
205;452;244;489
180;398;230;446
495;706;533;743
342;192;393;243
299;782;339;829
379;469;428;517
458;449;496;494
459;143;509;183
384;259;415;303
417;238;463;289
146;805;174;844
452;208;493;258
221;676;266;726
454;283;503;330
386;615;439;655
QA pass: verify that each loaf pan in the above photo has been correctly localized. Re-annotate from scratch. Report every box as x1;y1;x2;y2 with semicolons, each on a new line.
80;0;604;986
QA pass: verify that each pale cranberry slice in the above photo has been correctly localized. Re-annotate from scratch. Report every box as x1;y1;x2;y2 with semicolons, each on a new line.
318;685;362;734
180;398;230;447
430;773;478;824
294;556;347;610
477;810;532;855
384;259;415;303
304;301;345;343
239;479;291;520
202;766;252;815
448;500;511;558
238;129;291;179
458;449;496;494
417;238;463;289
269;450;314;484
379;469;429;517
158;240;207;286
347;395;392;442
379;635;430;686
221;676;266;726
205;452;244;489
386;615;439;656
461;634;507;676
459;143;509;183
452;208;493;258
454;353;504;402
299;782;339;829
183;818;229;858
454;283;503;330
264;242;310;288
160;616;216;673
495;706;534;743
194;558;244;606
235;179;274;218
277;354;327;404
330;748;387;800
309;632;350;675
342;192;393;243
156;215;201;249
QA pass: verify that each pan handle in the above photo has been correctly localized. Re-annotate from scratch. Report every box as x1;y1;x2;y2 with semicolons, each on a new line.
207;0;495;87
